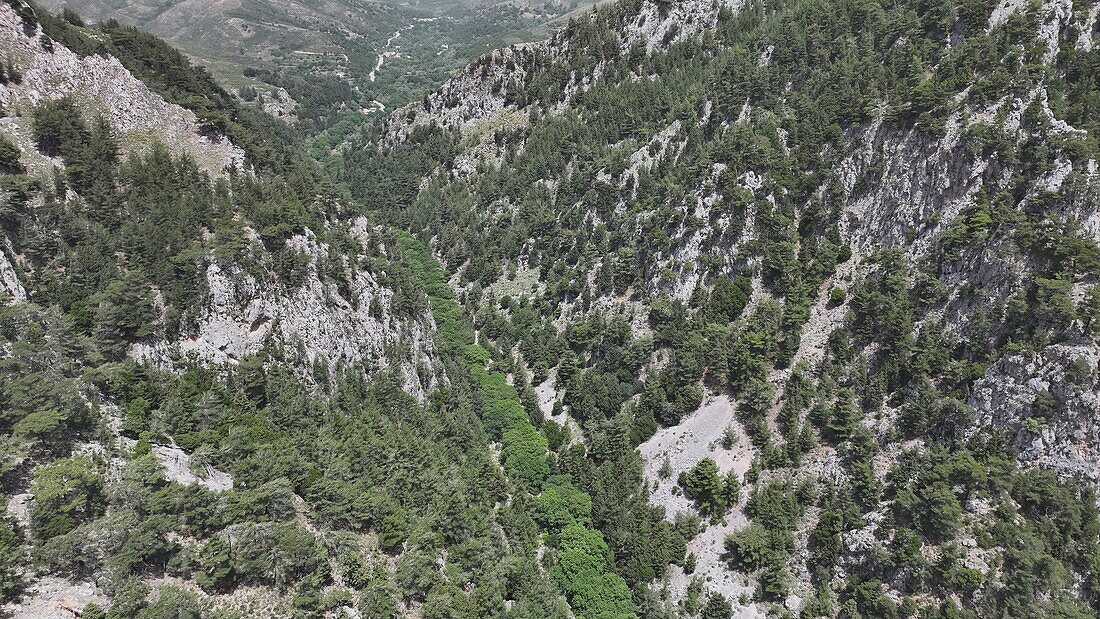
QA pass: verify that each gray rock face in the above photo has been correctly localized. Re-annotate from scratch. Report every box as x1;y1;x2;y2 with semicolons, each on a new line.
257;87;299;125
611;0;743;53
151;443;234;491
382;43;539;145
0;1;245;177
639;394;763;614
131;224;439;399
0;242;26;302
970;342;1100;480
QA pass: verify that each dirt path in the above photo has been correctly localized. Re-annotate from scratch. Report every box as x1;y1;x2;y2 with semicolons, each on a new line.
368;29;406;82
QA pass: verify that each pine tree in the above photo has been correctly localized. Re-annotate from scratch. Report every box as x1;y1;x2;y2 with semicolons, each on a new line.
32;97;88;158
0;135;22;173
66;116;119;211
93;271;157;358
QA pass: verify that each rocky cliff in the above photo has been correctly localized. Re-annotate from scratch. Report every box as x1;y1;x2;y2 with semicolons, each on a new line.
130;223;440;398
0;2;244;177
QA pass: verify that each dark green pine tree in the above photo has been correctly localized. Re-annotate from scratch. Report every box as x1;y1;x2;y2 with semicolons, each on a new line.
93;270;158;358
66;116;120;215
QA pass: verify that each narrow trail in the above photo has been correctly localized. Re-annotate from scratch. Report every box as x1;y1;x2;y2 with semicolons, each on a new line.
368;28;407;82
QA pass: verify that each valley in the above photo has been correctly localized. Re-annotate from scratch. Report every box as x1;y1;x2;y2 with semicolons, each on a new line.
0;0;1099;617
33;0;602;149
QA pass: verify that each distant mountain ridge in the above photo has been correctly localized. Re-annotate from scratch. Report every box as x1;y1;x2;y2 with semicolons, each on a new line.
33;0;602;136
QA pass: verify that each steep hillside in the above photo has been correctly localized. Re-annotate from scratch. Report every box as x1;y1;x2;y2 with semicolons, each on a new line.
2;0;1099;616
0;2;243;176
0;3;482;617
344;0;1100;614
0;0;439;392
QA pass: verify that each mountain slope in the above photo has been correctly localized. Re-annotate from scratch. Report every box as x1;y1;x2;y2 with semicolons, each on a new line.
0;2;439;393
0;5;474;616
2;6;680;619
1;0;1099;617
345;0;1100;614
0;2;243;176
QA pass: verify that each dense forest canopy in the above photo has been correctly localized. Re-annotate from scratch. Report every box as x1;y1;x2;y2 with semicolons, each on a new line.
0;0;1098;617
